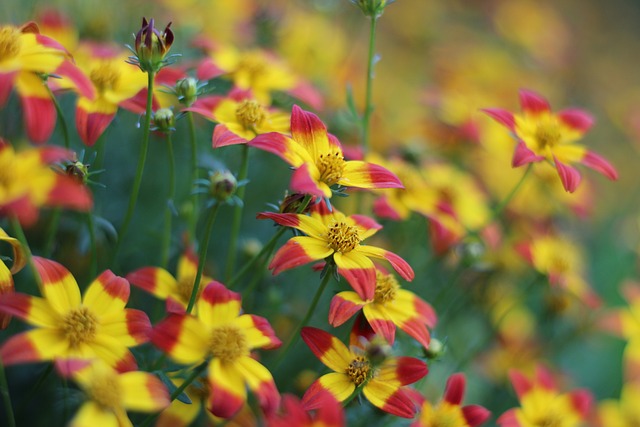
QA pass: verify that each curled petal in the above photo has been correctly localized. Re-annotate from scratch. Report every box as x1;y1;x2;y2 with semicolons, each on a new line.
581;151;618;180
554;156;582;193
213;123;249;147
481;108;516;131
512;140;544;167
328;292;366;327
355;246;414;282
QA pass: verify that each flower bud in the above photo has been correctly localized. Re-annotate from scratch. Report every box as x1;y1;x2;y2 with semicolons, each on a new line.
152;108;175;134
350;0;395;19
133;17;174;73
209;170;237;202
279;193;312;214
65;160;90;185
176;77;198;107
423;338;445;360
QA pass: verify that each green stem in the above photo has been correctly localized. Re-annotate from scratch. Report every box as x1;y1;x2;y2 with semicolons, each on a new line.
361;16;378;153
186;203;220;314
224;144;250;282
228;228;284;289
86;213;97;279
161;132;176;268
187;112;199;241
274;271;332;369
46;85;69;149
113;70;155;262
44;209;61;257
0;361;15;427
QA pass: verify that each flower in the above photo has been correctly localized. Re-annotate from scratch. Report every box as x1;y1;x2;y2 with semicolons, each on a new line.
497;365;592;427
126;246;214;313
150;281;282;419
267;392;345;427
258;201;414;300
250;105;403;198
0;257;150;371
0;227;26;329
411;373;491;427
57;359;169;427
0;140;93;225
300;327;427;418
329;267;436;348
483;89;618;192
597;381;640;427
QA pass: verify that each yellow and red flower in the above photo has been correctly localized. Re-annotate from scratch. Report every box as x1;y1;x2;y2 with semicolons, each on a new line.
258;202;414;301
0;140;92;225
268;392;345;427
126;246;213;314
597;381;640;427
329;267;436;349
0;227;26;329
0;257;150;371
497;365;592;427
57;359;169;427
300;327;427;418
483;89;618;192
411;373;491;427
151;281;281;419
250;105;403;198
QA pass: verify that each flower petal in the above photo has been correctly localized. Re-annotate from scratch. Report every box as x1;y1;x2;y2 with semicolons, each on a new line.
512;140;545;167
235;356;280;416
354;246;414;281
99;309;151;346
208;359;247;419
213;123;249;148
150;314;209;365
291;162;330;198
250;132;307;167
377;357;428;386
340;161;403;189
268;237;333;275
0;293;58;327
334;251;376;300
462;405;492;427
581;151;618;180
519;89;550;115
328;292;366;327
33;256;81;315
363;305;396;344
197;281;242;328
363;379;417;418
75;104;115;147
83;270;129;317
481;108;516;131
557;109;594;133
120;371;170;411
301;327;351;373
1;328;69;365
443;373;466;404
302;374;355;408
234;314;281;350
69;401;123;427
290;105;332;158
554;156;582;193
126;267;177;300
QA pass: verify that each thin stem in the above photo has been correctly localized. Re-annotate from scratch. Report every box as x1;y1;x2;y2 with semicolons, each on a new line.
187;111;199;240
86;213;98;279
361;16;378;154
44;209;61;257
0;361;15;427
224;144;250;282
186;203;220;314
113;70;156;262
274;271;333;369
46;85;70;149
228;228;284;289
161;132;176;268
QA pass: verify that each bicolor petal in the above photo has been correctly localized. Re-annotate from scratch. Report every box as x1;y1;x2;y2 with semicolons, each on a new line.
151;314;209;364
581;151;618;180
0;293;59;327
126;267;176;300
99;309;151;346
481;108;516;131
301;327;352;373
1;328;69;365
303;374;355;408
235;356;280;416
334;251;376;300
340;161;403;190
120;371;170;411
269;237;333;275
197;281;242;328
82;271;130;316
328;292;367;327
234;314;281;350
208;359;247;418
519;89;550;115
362;305;396;344
512;140;544;167
363;379;417;418
33;256;81;314
355;246;414;281
557;109;594;133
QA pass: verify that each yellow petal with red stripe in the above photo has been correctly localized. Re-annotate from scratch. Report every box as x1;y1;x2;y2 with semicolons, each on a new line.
120;371;170;411
334;251;375;301
235;356;280;416
0;293;59;327
303;374;355;409
362;304;396;344
340;161;403;190
328;291;366;327
33;257;81;315
99;309;150;346
126;267;177;300
83;271;130;317
250;132;310;167
355;246;414;282
197;281;242;328
363;379;417;418
208;358;247;419
290;105;332;159
176;248;199;284
89;334;138;372
0;328;68;365
151;314;210;365
234;314;281;350
300;327;351;373
269;237;333;275
70;401;127;427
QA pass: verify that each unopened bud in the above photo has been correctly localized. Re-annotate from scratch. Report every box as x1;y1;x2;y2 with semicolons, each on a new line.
65;160;90;185
209;170;237;201
279;193;312;214
176;77;198;107
424;338;445;360
132;17;174;73
350;0;395;19
152;108;175;133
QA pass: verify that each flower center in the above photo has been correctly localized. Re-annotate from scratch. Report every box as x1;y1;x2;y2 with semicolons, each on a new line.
317;151;345;186
62;306;98;347
235;99;266;129
89;370;121;410
534;121;562;150
326;221;360;253
532;413;563;427
548;254;570;275
176;276;203;306
346;356;371;387
209;325;248;363
90;63;120;93
0;27;21;61
374;270;399;304
236;53;267;80
428;405;466;427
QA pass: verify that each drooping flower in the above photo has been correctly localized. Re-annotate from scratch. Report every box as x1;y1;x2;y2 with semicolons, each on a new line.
411;373;491;427
57;359;169;427
126;246;214;313
0;257;150;371
0;227;26;329
329;267;436;348
497;365;592;427
151;281;281;419
483;89;618;192
300;327;427;418
258;201;414;300
0;140;93;225
267;391;345;427
250;105;403;198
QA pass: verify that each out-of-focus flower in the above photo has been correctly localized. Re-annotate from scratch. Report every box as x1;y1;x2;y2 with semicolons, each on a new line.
300;327;427;418
497;365;592;427
186;88;290;147
151;281;281;419
126;246;214;314
351;0;395;19
411;373;491;427
258;201;414;301
130;17;174;73
597;381;640;427
0;140;93;225
0;228;26;329
0;257;150;371
267;392;345;427
329;267;436;348
251;105;402;198
57;359;169;427
483;89;618;192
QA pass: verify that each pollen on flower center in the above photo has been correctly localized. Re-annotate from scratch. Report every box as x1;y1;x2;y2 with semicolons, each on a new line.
90;63;120;93
89;371;121;410
534;122;562;150
374;270;399;304
548;254;570;275
317;151;345;186
346;356;371;386
236;99;266;129
0;27;21;61
326;221;360;253
209;325;248;363
62;306;98;347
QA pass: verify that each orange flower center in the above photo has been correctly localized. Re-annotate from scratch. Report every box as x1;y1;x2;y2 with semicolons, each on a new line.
0;27;21;61
236;99;266;129
548;253;570;275
374;271;399;304
90;63;120;93
346;356;371;386
317;151;345;186
534;121;562;150
62;306;98;347
88;370;121;410
209;325;247;363
326;221;360;253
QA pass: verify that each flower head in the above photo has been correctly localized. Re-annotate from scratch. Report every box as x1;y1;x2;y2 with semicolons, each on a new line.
258;202;414;300
151;281;282;419
300;327;427;418
131;17;174;73
268;392;345;427
250;105;403;198
483;89;618;192
0;227;26;329
0;257;150;371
